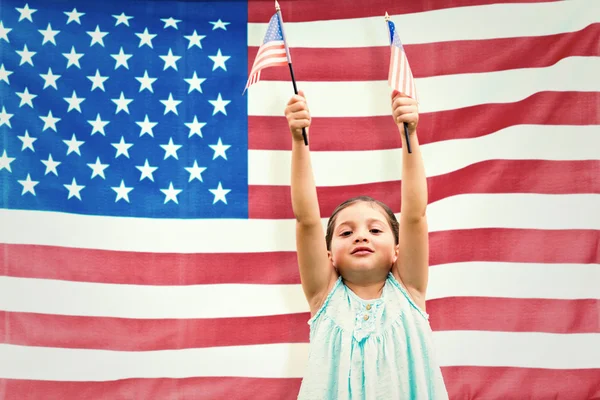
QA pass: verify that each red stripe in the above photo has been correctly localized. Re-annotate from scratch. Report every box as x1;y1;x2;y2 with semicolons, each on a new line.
249;24;600;81
248;91;600;150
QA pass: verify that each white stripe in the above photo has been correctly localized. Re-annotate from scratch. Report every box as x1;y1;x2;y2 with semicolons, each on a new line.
1;194;599;253
247;56;600;116
248;125;600;186
248;0;599;48
250;55;288;74
0;263;597;319
1;332;599;380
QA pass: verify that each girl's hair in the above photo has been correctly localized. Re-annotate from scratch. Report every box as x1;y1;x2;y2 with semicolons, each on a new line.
325;196;399;250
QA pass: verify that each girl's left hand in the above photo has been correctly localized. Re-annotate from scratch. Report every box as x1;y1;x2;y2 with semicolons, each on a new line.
391;90;419;135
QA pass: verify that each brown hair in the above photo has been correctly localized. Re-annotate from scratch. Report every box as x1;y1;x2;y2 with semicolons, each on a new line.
325;196;399;250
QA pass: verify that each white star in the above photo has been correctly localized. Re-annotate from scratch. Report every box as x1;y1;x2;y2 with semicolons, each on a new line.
88;114;110;136
18;173;38;195
208;93;230;116
41;154;61;176
39;110;60;132
18;130;37;151
136;159;158;182
63;90;85;113
135;28;156;48
113;12;133;26
87;70;108;91
0;106;14;128
161;17;181;29
64;8;85;25
16;87;36;108
209;137;231;160
87;157;109;179
184;30;205;49
87;25;108;47
63;46;84;69
209;19;230;30
209;182;231;204
16;4;37;22
159;48;181;71
111;180;133;203
0;150;15;172
64;178;85;200
160;182;182;204
0;64;13;84
160;93;181;115
185;160;207;182
40;68;60;89
63;133;84;156
185;116;206;138
160;137;182;160
135;70;156;93
136;115;157;137
38;23;60;45
16;44;36;66
111;47;132;70
0;21;12;42
208;49;230;71
184;71;206;93
111;136;133;158
111;92;133;114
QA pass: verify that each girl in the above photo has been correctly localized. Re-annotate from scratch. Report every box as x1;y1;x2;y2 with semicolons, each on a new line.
285;90;449;399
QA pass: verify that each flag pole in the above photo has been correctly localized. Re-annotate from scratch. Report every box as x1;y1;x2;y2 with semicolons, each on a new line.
276;0;308;146
385;12;412;154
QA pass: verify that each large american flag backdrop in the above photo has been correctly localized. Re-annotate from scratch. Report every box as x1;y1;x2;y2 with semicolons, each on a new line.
0;0;598;399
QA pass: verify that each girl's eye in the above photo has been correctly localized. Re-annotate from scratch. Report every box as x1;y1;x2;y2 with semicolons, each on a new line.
370;229;382;234
341;231;352;237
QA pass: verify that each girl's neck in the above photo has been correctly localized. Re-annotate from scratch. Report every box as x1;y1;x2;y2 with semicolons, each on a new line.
343;277;386;300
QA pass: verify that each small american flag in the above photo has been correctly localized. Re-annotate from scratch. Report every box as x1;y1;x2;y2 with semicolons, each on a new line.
387;17;417;99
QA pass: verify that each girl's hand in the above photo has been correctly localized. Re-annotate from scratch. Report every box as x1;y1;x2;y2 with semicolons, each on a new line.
285;90;310;142
391;90;419;135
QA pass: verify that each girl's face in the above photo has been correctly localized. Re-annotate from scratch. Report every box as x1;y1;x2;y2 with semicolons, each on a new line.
328;202;398;278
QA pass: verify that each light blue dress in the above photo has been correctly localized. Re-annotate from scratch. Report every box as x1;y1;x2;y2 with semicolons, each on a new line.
297;273;448;399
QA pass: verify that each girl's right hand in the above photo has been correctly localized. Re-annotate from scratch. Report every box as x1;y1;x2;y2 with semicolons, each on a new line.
284;90;310;142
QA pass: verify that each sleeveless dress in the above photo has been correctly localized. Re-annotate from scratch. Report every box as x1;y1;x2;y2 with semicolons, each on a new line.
297;273;448;399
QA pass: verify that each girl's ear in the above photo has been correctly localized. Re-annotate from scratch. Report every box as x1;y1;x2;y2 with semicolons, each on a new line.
327;250;334;266
393;244;400;264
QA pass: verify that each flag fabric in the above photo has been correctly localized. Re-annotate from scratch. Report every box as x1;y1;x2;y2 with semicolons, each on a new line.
387;18;417;100
1;0;599;399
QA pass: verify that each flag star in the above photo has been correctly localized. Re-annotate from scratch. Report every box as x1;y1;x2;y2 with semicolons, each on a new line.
64;178;85;200
208;49;230;71
159;48;181;71
184;30;205;49
185;160;207;182
111;47;132;70
39;110;60;132
63;133;84;156
16;87;36;108
136;159;158;182
63;90;85;113
208;93;230;116
64;8;85;24
160;182;182;204
38;23;60;45
63;46;84;69
0;150;15;172
0;106;14;128
161;17;181;29
111;92;133;114
209;19;230;30
87;25;108;47
160;137;182;160
87;157;109;179
111;180;133;203
18;130;37;151
40;67;61;89
136;115;157;137
0;64;13;84
184;71;206;93
111;136;133;158
135;28;156;48
185;116;206;138
18;173;38;195
209;137;231;160
209;182;231;204
41;154;61;176
16;44;36;66
16;4;37;22
135;70;156;92
88;113;110;136
87;69;108;92
113;12;133;26
160;93;181;115
0;21;12;42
